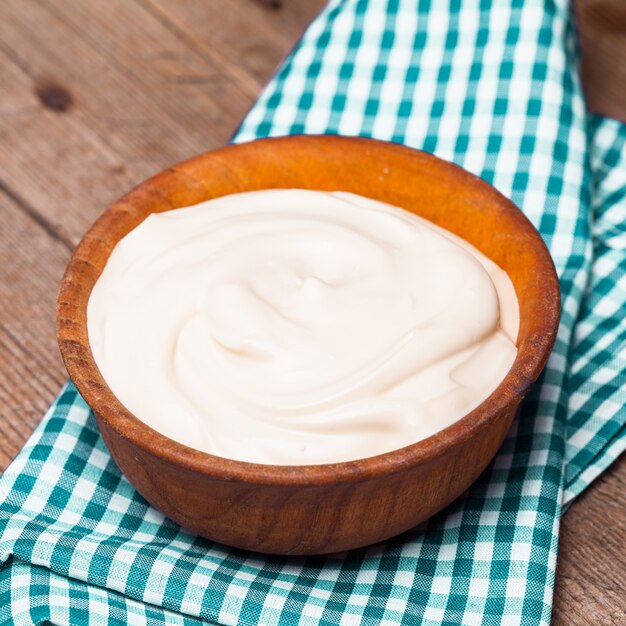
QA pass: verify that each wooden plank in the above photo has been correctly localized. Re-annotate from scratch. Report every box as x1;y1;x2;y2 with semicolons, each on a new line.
39;0;259;125
0;0;240;239
0;42;138;246
553;456;626;624
0;191;69;469
140;0;326;86
0;0;325;245
576;0;626;124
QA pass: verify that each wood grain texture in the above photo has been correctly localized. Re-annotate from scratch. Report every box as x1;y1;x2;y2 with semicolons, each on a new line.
0;0;623;616
554;457;626;625
0;192;69;468
576;0;626;124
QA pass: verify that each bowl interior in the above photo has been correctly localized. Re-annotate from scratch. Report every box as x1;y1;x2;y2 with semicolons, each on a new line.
57;135;560;483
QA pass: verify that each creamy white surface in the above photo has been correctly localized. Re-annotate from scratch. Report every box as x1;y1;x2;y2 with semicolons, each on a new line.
88;189;519;465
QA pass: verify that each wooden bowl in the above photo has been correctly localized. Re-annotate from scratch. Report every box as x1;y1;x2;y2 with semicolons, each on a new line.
57;135;560;555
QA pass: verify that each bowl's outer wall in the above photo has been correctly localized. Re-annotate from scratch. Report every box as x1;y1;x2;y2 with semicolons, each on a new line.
99;402;517;554
58;135;560;555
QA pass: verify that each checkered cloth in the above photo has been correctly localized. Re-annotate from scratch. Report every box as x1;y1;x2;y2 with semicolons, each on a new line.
1;0;625;624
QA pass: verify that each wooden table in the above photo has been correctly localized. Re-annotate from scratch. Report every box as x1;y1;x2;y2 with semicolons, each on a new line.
0;1;623;623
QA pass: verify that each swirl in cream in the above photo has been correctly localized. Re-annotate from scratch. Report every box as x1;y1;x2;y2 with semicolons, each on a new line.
88;190;519;465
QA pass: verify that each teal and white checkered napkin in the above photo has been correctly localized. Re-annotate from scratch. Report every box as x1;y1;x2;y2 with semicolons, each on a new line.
2;1;625;624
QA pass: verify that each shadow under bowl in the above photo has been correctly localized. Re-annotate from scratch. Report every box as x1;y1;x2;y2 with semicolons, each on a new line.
57;135;560;555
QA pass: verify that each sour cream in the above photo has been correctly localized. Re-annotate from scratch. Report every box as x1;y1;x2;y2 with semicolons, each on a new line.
88;189;519;465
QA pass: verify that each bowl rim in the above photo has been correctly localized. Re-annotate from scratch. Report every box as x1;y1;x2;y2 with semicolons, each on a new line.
57;134;561;487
